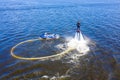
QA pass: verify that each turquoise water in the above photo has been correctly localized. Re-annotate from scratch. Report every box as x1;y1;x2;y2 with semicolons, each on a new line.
0;1;120;80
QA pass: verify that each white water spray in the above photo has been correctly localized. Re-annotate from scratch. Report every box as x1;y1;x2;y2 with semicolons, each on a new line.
74;32;84;41
68;31;90;53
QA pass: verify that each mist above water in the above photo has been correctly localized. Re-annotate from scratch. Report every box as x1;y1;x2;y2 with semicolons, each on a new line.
68;31;90;53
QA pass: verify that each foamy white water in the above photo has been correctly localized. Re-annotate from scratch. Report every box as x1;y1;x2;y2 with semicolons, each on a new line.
74;32;84;41
68;32;90;53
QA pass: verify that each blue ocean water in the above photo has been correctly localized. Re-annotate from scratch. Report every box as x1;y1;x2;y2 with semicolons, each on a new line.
0;0;120;79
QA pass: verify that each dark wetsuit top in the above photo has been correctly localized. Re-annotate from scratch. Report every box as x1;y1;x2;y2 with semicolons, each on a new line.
76;22;80;32
77;22;80;29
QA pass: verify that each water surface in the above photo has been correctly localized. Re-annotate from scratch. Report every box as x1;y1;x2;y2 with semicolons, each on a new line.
0;1;120;80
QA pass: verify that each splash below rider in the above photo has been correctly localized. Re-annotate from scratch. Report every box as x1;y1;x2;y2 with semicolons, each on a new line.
76;21;80;32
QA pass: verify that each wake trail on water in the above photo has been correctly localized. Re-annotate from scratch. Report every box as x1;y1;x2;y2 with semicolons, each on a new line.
56;31;91;60
57;31;93;66
43;32;93;80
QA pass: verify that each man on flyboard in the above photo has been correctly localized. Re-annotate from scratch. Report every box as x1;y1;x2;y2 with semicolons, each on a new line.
76;21;80;33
